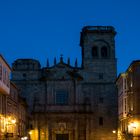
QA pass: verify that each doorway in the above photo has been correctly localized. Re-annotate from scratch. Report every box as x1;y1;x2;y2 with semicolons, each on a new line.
56;134;69;140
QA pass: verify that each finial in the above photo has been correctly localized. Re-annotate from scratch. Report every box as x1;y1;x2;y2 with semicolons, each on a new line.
67;57;70;65
47;59;49;67
75;58;78;68
60;54;63;63
54;57;56;65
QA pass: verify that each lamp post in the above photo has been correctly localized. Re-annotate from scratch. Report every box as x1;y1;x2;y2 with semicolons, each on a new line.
112;130;117;140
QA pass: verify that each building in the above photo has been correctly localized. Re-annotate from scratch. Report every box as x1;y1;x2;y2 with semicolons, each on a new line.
0;55;28;140
18;96;28;139
7;82;28;140
6;82;19;140
116;61;140;140
0;54;11;139
12;26;118;140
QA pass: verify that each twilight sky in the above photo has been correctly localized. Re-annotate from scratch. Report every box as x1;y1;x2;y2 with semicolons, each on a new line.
0;0;140;74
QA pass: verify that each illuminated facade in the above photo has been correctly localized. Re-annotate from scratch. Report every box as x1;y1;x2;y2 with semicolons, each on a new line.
116;61;140;140
0;55;28;140
0;55;11;139
12;26;118;140
7;82;28;139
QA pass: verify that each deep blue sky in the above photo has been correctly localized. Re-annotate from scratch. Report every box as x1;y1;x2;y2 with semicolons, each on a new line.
0;0;140;74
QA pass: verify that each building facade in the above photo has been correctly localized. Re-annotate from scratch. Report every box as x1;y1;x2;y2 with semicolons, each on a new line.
7;82;28;140
18;95;28;139
12;26;118;140
0;55;28;140
116;61;140;140
6;82;19;140
0;55;11;139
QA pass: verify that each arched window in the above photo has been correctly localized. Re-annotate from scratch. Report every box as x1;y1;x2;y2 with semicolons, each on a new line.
92;46;98;57
101;46;108;57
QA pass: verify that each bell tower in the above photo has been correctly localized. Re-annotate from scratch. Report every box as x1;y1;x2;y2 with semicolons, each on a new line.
80;26;117;82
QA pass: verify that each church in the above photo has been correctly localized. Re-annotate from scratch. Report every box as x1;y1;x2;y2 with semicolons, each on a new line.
11;26;118;140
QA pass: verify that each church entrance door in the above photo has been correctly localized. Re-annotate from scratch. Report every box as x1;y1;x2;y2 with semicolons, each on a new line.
56;134;69;140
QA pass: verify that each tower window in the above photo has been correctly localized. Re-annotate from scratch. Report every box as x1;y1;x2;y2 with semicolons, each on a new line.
99;117;103;126
92;46;98;57
101;46;108;57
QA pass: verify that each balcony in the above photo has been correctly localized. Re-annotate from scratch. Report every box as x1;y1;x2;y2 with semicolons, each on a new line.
0;80;10;95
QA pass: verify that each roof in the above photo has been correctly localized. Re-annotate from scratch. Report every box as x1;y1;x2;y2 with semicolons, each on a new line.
0;54;11;70
126;60;140;72
116;60;140;83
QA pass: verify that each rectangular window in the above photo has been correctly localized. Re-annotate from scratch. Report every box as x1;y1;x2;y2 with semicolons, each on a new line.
99;117;103;126
99;97;104;104
124;98;127;113
99;73;103;79
3;67;6;84
2;95;6;114
124;78;127;89
55;90;68;105
0;63;2;80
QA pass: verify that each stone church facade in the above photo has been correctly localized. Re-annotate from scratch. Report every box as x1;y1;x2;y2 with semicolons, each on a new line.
11;26;118;140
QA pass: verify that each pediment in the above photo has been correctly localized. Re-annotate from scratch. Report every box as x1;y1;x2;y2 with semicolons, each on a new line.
53;62;73;69
41;62;83;81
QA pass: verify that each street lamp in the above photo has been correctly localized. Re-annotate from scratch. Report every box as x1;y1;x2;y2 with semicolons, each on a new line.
112;129;117;140
11;119;16;124
128;122;138;132
112;130;116;134
130;122;138;129
128;121;140;139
